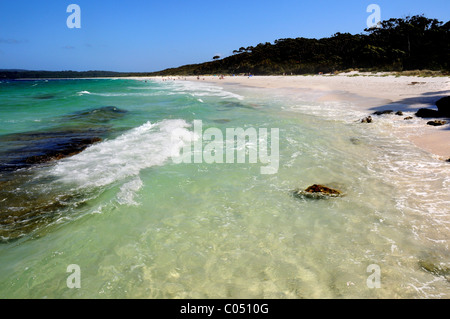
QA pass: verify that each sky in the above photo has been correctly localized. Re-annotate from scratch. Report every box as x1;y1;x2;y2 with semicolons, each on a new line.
0;0;449;72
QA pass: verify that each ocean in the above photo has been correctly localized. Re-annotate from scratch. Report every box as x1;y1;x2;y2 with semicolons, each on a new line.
0;78;448;298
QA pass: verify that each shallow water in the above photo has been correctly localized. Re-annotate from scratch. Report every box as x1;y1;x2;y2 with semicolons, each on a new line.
0;79;448;298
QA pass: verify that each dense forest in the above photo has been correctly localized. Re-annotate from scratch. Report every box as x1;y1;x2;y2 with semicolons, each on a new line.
149;15;450;76
1;15;449;79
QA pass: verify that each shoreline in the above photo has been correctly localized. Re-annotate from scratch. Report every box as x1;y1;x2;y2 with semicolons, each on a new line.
143;73;450;159
10;74;448;159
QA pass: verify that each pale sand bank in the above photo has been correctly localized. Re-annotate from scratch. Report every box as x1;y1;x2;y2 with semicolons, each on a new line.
133;74;450;159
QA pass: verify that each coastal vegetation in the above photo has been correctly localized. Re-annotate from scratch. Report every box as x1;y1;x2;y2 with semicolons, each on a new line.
148;15;450;76
0;70;122;80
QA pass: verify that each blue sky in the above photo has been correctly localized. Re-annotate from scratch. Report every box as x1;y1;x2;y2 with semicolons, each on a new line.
0;0;449;72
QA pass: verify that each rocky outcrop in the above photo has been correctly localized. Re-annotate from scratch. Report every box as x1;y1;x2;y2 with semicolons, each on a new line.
373;110;393;115
415;108;441;118
361;116;373;123
0;106;128;241
0;130;104;172
371;110;404;117
435;96;450;117
0;106;127;172
293;184;343;199
427;120;447;126
415;97;450;119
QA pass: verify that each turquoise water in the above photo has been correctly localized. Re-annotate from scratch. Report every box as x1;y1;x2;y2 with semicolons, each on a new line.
0;78;448;298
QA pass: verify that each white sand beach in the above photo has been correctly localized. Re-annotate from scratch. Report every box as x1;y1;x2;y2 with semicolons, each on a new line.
145;73;450;159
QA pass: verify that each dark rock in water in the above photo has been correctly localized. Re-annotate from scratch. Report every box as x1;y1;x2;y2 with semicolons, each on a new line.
415;108;442;118
33;94;56;100
0;129;104;172
373;110;393;116
293;184;342;200
0;128;105;241
0;170;90;242
0;106;127;173
0;106;129;242
404;116;413;120
446;158;450;163
24;136;102;164
418;259;450;279
304;184;342;195
395;111;404;116
350;137;362;145
62;106;128;124
361;116;372;123
435;96;450;117
427;120;447;126
218;101;253;109
213;119;231;124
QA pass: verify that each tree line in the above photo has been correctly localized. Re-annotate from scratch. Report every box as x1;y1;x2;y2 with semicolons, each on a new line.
150;15;450;76
0;70;123;80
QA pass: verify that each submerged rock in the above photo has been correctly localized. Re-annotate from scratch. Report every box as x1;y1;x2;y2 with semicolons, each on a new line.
435;96;450;117
0;174;87;242
404;116;413;120
418;259;450;280
0;106;127;173
33;94;56;100
0;106;128;241
350;137;362;145
213;119;231;124
395;111;404;116
427;120;447;126
293;184;343;200
63;106;128;124
0;130;104;172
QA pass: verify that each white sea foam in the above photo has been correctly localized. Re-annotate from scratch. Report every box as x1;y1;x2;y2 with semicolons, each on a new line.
49;119;192;191
77;80;244;101
156;80;244;101
117;177;144;206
